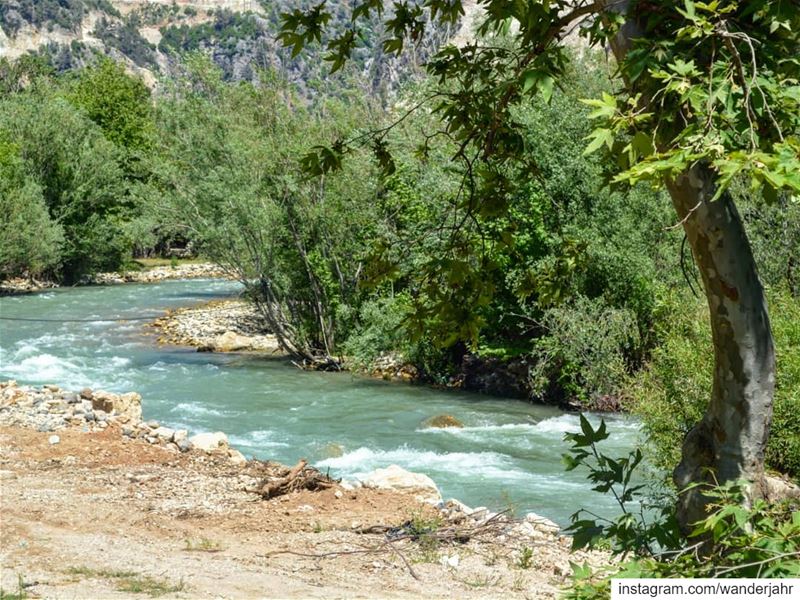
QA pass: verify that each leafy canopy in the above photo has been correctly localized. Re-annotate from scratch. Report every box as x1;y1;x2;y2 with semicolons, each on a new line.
280;0;800;204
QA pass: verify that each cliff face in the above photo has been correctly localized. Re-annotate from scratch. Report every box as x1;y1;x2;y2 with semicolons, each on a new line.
0;0;463;97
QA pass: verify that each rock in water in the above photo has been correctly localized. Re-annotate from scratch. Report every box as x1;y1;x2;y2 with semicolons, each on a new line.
421;414;464;429
189;431;229;452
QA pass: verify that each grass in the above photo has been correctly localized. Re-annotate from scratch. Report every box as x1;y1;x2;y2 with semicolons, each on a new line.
133;257;207;269
183;537;223;552
116;575;185;597
0;574;27;600
65;566;185;597
516;546;534;570
457;574;500;589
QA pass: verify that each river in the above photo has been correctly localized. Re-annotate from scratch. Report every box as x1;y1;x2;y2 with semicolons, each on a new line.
0;278;641;525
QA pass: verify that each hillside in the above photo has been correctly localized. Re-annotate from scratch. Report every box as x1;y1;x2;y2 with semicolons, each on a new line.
0;0;460;97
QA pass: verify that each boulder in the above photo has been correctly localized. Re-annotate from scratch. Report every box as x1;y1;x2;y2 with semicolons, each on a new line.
152;427;175;442
524;512;561;534
189;431;229;452
214;331;253;352
421;414;464;429
91;391;142;422
361;465;441;502
228;449;247;466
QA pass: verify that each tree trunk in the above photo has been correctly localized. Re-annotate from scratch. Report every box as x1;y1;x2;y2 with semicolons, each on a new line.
666;165;775;532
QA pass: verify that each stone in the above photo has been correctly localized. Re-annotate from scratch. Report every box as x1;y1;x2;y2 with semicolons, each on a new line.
152;426;175;442
62;393;80;404
446;498;472;514
214;331;253;352
91;391;142;421
176;439;192;453
146;420;160;429
44;384;60;392
173;429;188;444
439;554;459;568
0;470;17;480
334;490;343;499
467;506;488;519
121;425;135;437
80;388;93;400
360;465;441;502
84;410;95;421
145;436;157;444
48;434;60;445
189;431;228;452
228;449;247;466
524;512;560;534
421;414;464;429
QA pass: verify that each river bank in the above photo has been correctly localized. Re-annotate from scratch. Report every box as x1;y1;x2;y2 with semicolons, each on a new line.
0;263;229;296
0;381;608;599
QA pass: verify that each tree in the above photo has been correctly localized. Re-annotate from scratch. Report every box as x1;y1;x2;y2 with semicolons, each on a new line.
152;61;381;364
0;133;63;279
68;58;154;154
280;0;800;530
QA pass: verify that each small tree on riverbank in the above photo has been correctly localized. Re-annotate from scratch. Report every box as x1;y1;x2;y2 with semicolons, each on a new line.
280;0;800;529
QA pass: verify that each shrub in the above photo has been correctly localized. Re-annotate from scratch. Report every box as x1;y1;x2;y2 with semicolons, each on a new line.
529;296;640;407
0;135;63;278
563;417;800;600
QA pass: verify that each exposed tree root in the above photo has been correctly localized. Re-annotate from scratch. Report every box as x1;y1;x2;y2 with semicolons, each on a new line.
245;459;338;499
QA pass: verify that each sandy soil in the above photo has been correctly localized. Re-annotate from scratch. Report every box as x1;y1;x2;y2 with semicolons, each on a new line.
0;424;604;599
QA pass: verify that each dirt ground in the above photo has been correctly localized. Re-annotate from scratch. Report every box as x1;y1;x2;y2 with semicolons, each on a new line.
0;424;605;599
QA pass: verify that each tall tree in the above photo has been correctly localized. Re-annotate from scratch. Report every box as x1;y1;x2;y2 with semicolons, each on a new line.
281;0;800;529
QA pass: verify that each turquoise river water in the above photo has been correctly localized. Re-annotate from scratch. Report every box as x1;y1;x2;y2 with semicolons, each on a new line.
0;278;640;525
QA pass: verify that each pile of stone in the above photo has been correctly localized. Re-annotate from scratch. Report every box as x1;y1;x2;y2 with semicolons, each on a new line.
0;381;246;465
364;353;418;382
149;300;282;354
0;277;58;296
0;381;139;433
89;263;229;285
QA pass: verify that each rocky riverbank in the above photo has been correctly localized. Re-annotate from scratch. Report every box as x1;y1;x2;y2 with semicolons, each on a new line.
88;263;229;285
0;263;230;296
149;299;283;354
1;381;609;599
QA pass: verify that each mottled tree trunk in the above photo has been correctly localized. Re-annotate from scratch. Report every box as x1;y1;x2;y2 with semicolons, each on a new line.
666;165;775;532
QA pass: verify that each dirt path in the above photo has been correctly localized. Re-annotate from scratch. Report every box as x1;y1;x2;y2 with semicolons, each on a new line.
0;423;606;599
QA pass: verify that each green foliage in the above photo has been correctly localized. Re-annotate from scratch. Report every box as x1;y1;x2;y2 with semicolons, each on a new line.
563;418;800;599
342;293;413;368
530;297;640;407
151;61;380;360
0;79;132;281
68;59;153;152
93;16;158;69
629;289;800;478
0;134;63;278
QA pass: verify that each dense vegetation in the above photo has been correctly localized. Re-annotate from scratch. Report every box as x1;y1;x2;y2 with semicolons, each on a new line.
2;50;797;479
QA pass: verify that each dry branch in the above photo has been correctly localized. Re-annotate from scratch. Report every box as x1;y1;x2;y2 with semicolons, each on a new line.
246;459;338;498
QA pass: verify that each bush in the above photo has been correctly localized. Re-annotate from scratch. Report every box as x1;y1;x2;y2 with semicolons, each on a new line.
529;296;640;407
563;417;800;600
0;86;130;282
342;293;413;368
0;135;63;278
628;288;800;479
